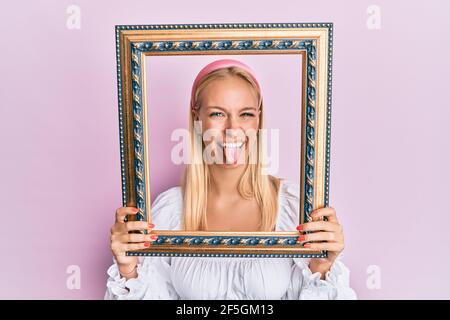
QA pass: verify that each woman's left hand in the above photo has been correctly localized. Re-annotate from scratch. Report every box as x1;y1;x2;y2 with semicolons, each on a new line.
296;207;345;278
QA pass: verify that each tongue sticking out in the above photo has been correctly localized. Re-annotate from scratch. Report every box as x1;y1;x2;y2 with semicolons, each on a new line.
224;146;241;165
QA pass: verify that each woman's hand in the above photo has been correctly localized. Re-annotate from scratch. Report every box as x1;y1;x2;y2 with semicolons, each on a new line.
296;207;344;279
110;207;158;278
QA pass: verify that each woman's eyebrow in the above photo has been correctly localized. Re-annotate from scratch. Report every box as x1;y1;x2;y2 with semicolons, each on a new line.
205;106;227;111
205;106;257;111
239;107;258;112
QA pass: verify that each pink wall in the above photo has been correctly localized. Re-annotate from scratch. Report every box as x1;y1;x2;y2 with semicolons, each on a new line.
0;0;449;299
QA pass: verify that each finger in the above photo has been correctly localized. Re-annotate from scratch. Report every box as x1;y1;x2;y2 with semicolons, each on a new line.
119;233;158;243
125;221;154;232
113;240;157;254
111;221;152;234
126;242;155;251
311;207;339;223
303;242;344;252
115;207;140;223
111;233;150;243
298;231;342;243
111;242;129;255
298;221;341;233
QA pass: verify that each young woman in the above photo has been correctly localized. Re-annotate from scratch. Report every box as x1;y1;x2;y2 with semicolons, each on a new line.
105;59;357;299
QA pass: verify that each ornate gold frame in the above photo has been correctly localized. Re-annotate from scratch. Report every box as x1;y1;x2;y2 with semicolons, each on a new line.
115;23;333;258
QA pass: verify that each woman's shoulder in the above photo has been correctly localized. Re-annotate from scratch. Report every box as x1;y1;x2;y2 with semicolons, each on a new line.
279;179;300;200
268;175;300;200
276;179;301;231
151;186;183;230
152;186;183;207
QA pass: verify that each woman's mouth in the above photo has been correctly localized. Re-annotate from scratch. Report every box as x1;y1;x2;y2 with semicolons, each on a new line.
217;141;245;165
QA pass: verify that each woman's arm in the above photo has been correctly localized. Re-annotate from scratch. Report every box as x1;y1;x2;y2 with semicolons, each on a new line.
105;187;183;299
110;206;158;280
296;207;345;279
105;256;180;300
286;207;357;299
283;255;357;300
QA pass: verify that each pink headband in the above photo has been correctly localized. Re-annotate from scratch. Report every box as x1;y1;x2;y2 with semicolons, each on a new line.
190;59;261;110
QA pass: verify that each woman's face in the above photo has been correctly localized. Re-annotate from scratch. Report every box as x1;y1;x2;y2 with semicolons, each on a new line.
194;76;260;168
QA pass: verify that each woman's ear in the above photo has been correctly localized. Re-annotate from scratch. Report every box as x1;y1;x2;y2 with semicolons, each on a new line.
192;109;199;121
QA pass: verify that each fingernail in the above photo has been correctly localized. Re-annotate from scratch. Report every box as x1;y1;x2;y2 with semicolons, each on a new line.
310;211;317;217
150;235;158;240
303;243;311;248
148;223;155;228
133;207;139;212
298;235;306;242
296;225;303;231
144;242;150;247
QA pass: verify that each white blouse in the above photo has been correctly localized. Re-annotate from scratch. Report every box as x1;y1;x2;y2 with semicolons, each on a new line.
105;180;357;300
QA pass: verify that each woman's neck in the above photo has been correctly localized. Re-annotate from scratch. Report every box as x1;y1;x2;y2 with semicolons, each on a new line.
208;165;246;198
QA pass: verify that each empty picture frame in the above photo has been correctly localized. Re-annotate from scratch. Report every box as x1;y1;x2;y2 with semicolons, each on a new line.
115;22;333;258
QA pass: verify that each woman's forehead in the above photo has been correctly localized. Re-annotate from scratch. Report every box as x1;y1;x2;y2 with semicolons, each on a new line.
199;78;259;108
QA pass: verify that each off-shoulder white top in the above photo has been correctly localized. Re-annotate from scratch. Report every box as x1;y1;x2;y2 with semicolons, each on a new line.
105;180;357;300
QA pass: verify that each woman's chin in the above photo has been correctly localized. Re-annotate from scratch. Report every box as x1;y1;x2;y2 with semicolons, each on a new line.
211;156;247;169
218;162;245;169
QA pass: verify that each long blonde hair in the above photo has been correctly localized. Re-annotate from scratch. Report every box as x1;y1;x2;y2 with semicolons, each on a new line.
181;66;281;231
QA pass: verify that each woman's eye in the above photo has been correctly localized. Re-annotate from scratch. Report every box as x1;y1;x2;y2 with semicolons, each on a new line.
241;112;255;117
209;112;225;117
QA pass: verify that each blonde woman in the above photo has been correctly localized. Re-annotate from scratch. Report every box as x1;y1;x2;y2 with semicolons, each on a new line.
106;59;357;299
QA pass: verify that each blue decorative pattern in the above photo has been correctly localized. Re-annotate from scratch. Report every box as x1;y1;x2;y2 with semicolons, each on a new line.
115;23;333;258
152;235;299;246
128;252;323;258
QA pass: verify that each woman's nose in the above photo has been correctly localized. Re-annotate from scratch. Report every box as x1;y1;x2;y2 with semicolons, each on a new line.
224;117;245;140
226;115;240;130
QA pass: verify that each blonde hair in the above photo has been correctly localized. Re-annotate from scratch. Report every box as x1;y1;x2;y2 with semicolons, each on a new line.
181;66;281;231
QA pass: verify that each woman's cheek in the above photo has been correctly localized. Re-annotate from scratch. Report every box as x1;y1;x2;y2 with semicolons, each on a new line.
201;118;222;130
244;119;259;131
208;124;228;137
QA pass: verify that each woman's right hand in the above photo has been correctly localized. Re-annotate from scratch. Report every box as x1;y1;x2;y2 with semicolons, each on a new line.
110;207;158;277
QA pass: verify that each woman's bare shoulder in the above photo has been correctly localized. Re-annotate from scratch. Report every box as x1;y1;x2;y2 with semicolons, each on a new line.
151;186;183;230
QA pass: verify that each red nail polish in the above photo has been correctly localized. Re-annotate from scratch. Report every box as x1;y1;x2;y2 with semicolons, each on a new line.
133;207;139;212
296;225;303;231
148;223;155;228
304;243;311;248
150;235;158;240
144;242;150;247
298;235;306;242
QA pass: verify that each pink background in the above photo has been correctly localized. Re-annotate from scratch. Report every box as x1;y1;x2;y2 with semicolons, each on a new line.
1;0;449;299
